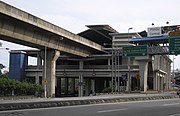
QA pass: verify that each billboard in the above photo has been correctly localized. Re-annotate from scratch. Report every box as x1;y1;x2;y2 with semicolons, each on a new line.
147;27;161;37
147;25;180;37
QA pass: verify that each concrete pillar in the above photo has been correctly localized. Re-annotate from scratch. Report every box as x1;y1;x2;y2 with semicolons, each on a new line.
78;74;83;97
42;49;60;98
91;79;95;95
157;75;159;91
78;61;84;97
36;53;41;85
153;73;158;91
139;61;148;92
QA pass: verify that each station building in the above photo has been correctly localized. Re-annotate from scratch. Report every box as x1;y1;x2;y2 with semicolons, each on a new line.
9;25;172;97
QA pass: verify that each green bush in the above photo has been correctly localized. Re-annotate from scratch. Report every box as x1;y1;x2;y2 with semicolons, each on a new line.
0;75;43;96
102;87;112;93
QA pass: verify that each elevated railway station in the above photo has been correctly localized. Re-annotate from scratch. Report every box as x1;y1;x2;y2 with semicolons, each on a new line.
1;1;179;97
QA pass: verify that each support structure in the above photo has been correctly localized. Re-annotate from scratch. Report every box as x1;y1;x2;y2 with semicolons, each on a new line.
42;49;60;98
139;61;148;92
78;61;84;97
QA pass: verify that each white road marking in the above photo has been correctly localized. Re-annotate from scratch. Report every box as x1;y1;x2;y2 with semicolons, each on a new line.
97;108;128;113
0;98;179;114
163;103;180;106
169;113;180;116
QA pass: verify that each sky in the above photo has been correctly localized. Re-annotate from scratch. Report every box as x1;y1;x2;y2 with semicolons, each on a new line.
0;0;180;70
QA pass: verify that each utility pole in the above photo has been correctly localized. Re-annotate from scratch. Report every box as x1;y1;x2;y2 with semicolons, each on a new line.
44;46;47;98
127;27;133;93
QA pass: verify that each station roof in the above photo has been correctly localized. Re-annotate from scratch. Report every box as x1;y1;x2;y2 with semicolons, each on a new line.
78;25;118;46
129;36;179;44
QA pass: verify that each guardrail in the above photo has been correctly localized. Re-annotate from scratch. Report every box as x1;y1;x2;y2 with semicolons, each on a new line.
26;65;139;70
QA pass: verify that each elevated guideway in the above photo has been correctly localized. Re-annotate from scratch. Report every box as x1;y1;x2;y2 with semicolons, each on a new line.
0;1;103;57
0;1;104;97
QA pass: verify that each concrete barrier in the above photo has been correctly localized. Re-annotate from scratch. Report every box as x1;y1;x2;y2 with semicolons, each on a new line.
0;95;179;111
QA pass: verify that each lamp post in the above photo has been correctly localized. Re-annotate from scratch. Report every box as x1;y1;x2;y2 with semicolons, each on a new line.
151;23;155;27
44;46;47;98
127;27;133;93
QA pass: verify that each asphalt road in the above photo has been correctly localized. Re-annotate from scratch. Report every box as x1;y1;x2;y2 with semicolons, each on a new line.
0;98;180;116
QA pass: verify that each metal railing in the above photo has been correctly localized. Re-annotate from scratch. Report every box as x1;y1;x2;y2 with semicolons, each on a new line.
26;65;139;70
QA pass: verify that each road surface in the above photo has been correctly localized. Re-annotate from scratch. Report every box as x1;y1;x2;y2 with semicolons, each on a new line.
0;98;180;116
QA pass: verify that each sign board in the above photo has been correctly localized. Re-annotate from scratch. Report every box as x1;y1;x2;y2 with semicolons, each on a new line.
122;45;148;57
147;25;180;37
147;27;161;37
169;36;180;55
169;32;180;37
42;80;48;85
122;73;128;81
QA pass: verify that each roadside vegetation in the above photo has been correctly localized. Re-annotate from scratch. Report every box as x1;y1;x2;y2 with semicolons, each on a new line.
0;74;43;97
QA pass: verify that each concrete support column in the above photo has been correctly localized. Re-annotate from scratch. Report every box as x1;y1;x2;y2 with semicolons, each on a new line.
139;61;148;92
91;79;95;95
35;53;41;85
42;49;60;98
153;73;158;91
78;61;84;97
78;74;83;97
157;75;159;91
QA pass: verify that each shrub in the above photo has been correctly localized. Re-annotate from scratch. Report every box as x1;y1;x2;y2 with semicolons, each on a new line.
0;75;43;96
102;87;112;93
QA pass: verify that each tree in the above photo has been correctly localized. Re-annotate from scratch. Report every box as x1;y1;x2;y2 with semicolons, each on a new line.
0;64;5;76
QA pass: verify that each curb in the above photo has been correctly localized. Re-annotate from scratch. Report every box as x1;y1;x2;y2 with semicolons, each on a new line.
0;95;179;111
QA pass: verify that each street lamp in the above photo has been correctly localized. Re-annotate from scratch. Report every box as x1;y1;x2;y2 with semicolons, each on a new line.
166;20;170;31
44;46;47;98
166;21;169;25
152;23;155;27
127;27;133;93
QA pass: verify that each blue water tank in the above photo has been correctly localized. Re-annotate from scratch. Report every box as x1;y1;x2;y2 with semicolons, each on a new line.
9;51;27;81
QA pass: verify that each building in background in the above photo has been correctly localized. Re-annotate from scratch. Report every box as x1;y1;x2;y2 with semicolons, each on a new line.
9;25;172;97
9;51;27;81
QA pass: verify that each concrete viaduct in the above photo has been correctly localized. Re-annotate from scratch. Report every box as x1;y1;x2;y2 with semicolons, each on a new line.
0;1;104;97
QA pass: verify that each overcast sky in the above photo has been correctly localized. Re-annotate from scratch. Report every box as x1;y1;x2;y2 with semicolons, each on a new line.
1;0;180;69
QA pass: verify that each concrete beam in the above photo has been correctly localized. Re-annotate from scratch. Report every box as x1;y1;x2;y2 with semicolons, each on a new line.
0;20;91;57
0;1;103;52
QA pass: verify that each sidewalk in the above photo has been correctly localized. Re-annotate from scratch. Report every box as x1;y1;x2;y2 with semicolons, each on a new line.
0;92;179;111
